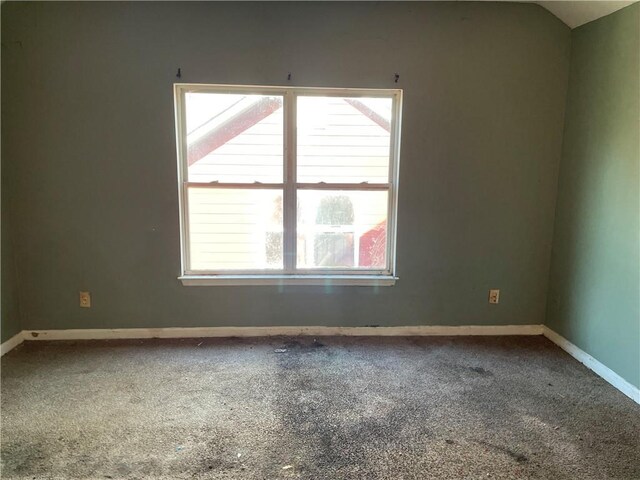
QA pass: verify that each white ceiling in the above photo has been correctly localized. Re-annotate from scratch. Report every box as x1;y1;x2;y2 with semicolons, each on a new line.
463;0;637;28
536;1;637;28
30;0;637;30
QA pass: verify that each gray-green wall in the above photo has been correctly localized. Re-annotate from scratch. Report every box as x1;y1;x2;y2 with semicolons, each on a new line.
1;2;570;334
1;34;22;341
1;181;22;343
547;4;640;389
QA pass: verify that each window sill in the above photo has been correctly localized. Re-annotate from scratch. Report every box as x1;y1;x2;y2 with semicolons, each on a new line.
178;275;398;287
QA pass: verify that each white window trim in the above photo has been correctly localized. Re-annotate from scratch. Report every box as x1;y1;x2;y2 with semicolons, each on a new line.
178;275;399;287
174;84;402;286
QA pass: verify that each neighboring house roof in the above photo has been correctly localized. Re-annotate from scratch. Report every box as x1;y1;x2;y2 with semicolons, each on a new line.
187;97;282;166
344;99;390;133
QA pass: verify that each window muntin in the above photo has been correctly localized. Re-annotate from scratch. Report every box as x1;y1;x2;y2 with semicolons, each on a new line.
175;85;401;280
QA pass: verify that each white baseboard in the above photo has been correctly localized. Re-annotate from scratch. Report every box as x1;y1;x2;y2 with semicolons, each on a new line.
543;326;640;404
11;325;639;403
22;324;544;341
0;331;25;356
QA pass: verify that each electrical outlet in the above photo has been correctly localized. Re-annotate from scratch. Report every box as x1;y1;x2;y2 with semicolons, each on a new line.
488;289;500;304
79;291;91;308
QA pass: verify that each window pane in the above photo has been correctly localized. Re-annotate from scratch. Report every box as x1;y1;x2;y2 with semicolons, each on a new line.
297;190;388;269
185;93;283;183
187;187;283;270
297;96;392;183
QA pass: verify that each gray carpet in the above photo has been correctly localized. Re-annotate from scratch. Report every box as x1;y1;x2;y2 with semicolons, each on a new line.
1;336;639;479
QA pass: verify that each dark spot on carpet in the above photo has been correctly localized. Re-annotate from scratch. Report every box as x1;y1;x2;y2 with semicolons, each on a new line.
470;366;493;376
477;440;528;463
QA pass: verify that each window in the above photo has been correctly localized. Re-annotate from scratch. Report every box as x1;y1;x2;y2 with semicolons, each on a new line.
174;84;402;285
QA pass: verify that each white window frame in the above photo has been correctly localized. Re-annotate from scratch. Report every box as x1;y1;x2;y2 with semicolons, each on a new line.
174;83;402;286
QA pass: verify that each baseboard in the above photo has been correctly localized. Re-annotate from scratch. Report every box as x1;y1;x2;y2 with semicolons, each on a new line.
22;324;544;341
543;326;640;404
0;331;25;356
12;325;639;403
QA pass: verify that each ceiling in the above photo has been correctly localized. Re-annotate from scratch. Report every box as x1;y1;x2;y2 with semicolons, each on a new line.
536;1;637;28
29;0;638;30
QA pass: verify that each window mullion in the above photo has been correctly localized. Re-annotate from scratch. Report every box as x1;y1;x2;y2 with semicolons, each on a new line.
283;91;297;273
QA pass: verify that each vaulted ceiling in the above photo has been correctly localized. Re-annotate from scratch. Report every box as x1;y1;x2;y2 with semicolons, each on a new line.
536;1;637;28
